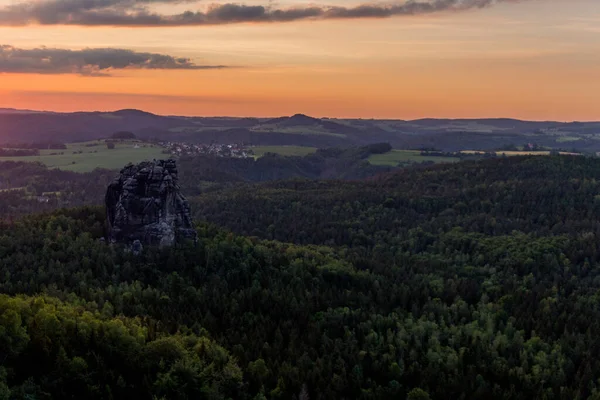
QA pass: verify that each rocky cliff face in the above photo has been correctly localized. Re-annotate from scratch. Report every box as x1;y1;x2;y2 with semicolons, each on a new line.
105;159;197;247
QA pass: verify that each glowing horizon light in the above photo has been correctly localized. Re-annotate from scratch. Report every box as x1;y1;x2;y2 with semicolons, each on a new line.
0;0;598;120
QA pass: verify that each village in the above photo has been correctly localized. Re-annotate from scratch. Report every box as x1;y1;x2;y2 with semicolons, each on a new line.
159;142;254;158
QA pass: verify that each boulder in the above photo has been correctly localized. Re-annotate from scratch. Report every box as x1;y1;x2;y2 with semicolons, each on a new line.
106;159;197;247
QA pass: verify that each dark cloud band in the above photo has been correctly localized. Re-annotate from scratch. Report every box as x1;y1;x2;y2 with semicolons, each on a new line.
0;45;227;75
0;0;525;27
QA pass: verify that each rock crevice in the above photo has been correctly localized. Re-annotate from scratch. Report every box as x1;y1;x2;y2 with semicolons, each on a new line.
106;159;197;247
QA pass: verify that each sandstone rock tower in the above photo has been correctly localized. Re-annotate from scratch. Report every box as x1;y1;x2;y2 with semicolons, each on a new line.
105;159;197;247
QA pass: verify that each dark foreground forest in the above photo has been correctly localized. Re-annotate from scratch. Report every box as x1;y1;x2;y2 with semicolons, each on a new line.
2;156;600;399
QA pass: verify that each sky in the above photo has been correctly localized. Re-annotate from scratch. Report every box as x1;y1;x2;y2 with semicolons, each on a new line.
0;0;598;120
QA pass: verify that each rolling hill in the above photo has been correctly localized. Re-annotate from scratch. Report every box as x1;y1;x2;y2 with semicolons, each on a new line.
0;108;599;151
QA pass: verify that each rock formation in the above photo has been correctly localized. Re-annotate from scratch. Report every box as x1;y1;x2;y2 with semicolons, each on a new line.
105;159;197;247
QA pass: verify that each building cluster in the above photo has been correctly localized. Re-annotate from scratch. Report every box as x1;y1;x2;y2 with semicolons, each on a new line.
160;142;253;158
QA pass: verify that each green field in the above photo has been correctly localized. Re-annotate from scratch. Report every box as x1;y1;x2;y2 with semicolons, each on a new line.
252;146;317;158
0;140;166;172
368;150;459;166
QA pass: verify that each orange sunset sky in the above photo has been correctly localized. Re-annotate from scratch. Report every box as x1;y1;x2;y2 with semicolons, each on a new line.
0;0;598;120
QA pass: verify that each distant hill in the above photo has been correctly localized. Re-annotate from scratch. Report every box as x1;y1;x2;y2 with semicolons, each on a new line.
0;108;51;114
264;113;322;126
0;108;599;151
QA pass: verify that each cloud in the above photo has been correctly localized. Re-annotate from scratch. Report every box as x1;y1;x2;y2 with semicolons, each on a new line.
0;0;527;27
0;45;228;75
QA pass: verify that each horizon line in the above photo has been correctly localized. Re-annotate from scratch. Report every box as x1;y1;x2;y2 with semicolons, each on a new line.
0;107;596;124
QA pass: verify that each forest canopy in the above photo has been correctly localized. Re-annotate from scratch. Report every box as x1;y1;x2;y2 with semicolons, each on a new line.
0;155;600;399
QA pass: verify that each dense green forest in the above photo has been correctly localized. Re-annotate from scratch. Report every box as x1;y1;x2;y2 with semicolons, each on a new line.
2;156;600;398
0;162;112;216
190;155;600;245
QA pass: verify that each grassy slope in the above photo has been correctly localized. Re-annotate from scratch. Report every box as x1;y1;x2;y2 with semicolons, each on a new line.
0;140;166;172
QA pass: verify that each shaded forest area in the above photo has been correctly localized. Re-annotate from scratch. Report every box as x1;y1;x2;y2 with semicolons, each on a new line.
1;156;600;398
0;162;113;217
0;144;394;215
177;143;393;195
